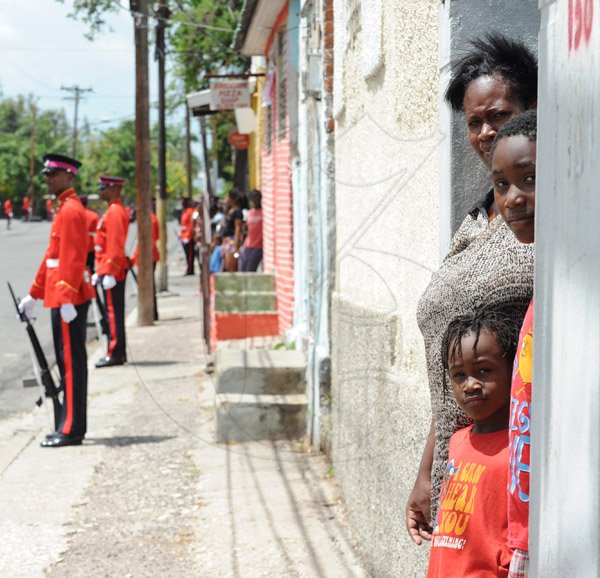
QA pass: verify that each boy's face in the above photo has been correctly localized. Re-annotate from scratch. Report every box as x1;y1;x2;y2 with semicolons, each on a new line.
492;135;536;244
448;328;512;434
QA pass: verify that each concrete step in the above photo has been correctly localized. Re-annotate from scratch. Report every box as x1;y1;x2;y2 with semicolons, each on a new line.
215;393;307;442
214;291;277;313
216;349;306;395
213;272;275;293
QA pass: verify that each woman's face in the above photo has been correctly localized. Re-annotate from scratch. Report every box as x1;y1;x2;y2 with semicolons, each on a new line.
463;75;526;167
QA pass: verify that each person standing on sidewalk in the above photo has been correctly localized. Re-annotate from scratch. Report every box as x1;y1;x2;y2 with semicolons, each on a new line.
240;189;263;272
94;175;130;368
18;153;94;448
179;197;195;275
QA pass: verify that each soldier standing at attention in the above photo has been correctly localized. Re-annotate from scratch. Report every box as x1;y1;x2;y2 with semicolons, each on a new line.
80;195;99;273
94;175;129;368
131;199;160;320
18;153;94;448
22;196;31;221
4;198;13;229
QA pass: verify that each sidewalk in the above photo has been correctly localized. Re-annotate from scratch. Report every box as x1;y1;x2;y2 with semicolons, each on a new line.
0;266;367;578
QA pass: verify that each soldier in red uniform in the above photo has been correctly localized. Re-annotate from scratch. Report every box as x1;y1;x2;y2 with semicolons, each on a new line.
179;197;195;275
4;198;13;229
130;200;160;320
46;197;54;221
18;153;94;448
80;195;99;273
94;175;129;368
22;196;31;221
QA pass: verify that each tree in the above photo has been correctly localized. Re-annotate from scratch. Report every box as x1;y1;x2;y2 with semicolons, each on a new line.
0;95;70;212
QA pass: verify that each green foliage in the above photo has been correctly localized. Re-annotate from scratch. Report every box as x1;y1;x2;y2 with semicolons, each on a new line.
55;0;121;40
52;0;247;195
168;0;246;92
0;95;70;212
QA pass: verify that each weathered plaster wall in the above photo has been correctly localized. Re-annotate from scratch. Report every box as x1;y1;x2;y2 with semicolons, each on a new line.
332;1;439;575
332;1;540;576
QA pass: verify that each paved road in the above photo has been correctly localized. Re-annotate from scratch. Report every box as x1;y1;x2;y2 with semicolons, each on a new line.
0;217;180;420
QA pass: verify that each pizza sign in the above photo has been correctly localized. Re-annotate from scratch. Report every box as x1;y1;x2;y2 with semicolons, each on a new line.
209;80;250;110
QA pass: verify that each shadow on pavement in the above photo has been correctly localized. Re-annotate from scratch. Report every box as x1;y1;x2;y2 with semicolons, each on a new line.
84;435;176;447
129;360;179;367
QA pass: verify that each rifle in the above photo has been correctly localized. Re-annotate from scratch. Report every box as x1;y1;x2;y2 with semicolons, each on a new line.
94;289;110;337
8;282;62;430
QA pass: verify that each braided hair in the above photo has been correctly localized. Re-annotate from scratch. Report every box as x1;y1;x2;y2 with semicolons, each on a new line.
441;307;521;397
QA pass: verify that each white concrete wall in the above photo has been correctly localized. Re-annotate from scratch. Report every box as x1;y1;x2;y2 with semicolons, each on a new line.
332;1;439;575
331;1;541;575
532;1;600;575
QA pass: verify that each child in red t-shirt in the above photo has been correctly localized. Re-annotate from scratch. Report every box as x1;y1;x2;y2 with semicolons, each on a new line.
490;110;537;577
427;308;521;577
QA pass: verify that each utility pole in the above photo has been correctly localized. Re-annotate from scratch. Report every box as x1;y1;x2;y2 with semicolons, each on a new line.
185;104;193;199
61;85;92;158
131;0;154;326
155;0;170;292
199;115;213;349
29;103;36;210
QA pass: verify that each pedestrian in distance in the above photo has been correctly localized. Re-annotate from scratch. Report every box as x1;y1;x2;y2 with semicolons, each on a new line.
94;175;130;368
209;233;223;273
179;197;195;275
46;197;55;221
427;308;519;577
406;33;537;544
4;198;13;229
22;195;31;221
221;188;244;273
490;110;537;578
18;153;94;448
239;189;263;272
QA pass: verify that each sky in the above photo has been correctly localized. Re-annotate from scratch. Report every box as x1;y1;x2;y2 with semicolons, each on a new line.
0;0;155;130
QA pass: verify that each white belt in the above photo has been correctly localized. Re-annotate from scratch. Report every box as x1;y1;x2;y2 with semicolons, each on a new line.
94;245;103;252
46;259;59;268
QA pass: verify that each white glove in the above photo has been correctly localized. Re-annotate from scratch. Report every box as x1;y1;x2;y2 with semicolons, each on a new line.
18;294;37;320
91;272;98;286
102;275;117;290
182;238;190;245
60;303;77;324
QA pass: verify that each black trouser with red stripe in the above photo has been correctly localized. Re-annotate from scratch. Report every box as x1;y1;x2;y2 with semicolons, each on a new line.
102;277;126;361
51;301;89;437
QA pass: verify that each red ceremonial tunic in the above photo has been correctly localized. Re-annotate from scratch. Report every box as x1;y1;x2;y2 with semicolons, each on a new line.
131;211;159;265
179;207;194;241
29;189;94;308
95;198;130;281
427;426;512;578
85;208;99;253
4;199;12;214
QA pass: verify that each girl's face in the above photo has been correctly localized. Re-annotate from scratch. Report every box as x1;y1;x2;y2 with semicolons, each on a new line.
463;75;526;167
447;328;512;434
492;135;536;244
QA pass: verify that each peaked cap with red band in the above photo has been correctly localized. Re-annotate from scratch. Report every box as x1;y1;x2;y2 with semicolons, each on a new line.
42;153;82;175
99;175;126;187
